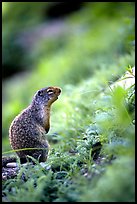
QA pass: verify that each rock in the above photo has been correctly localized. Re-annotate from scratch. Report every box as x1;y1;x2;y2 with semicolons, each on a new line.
6;162;18;168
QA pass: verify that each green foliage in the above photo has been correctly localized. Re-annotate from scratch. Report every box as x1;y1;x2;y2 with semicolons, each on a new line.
79;156;135;202
2;64;135;201
2;2;51;69
2;2;135;202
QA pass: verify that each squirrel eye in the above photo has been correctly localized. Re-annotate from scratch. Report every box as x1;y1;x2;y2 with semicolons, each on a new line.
37;90;43;96
47;89;54;94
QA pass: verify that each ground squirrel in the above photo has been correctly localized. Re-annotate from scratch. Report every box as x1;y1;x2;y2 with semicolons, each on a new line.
3;86;61;166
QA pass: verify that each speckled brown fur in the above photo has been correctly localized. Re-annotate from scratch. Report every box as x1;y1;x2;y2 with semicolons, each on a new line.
9;86;61;163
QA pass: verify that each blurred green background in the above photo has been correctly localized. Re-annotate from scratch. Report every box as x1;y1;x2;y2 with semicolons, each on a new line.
2;2;135;146
2;2;135;202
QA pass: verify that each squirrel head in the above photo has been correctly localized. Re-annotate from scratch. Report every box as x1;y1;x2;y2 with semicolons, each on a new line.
33;86;61;107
